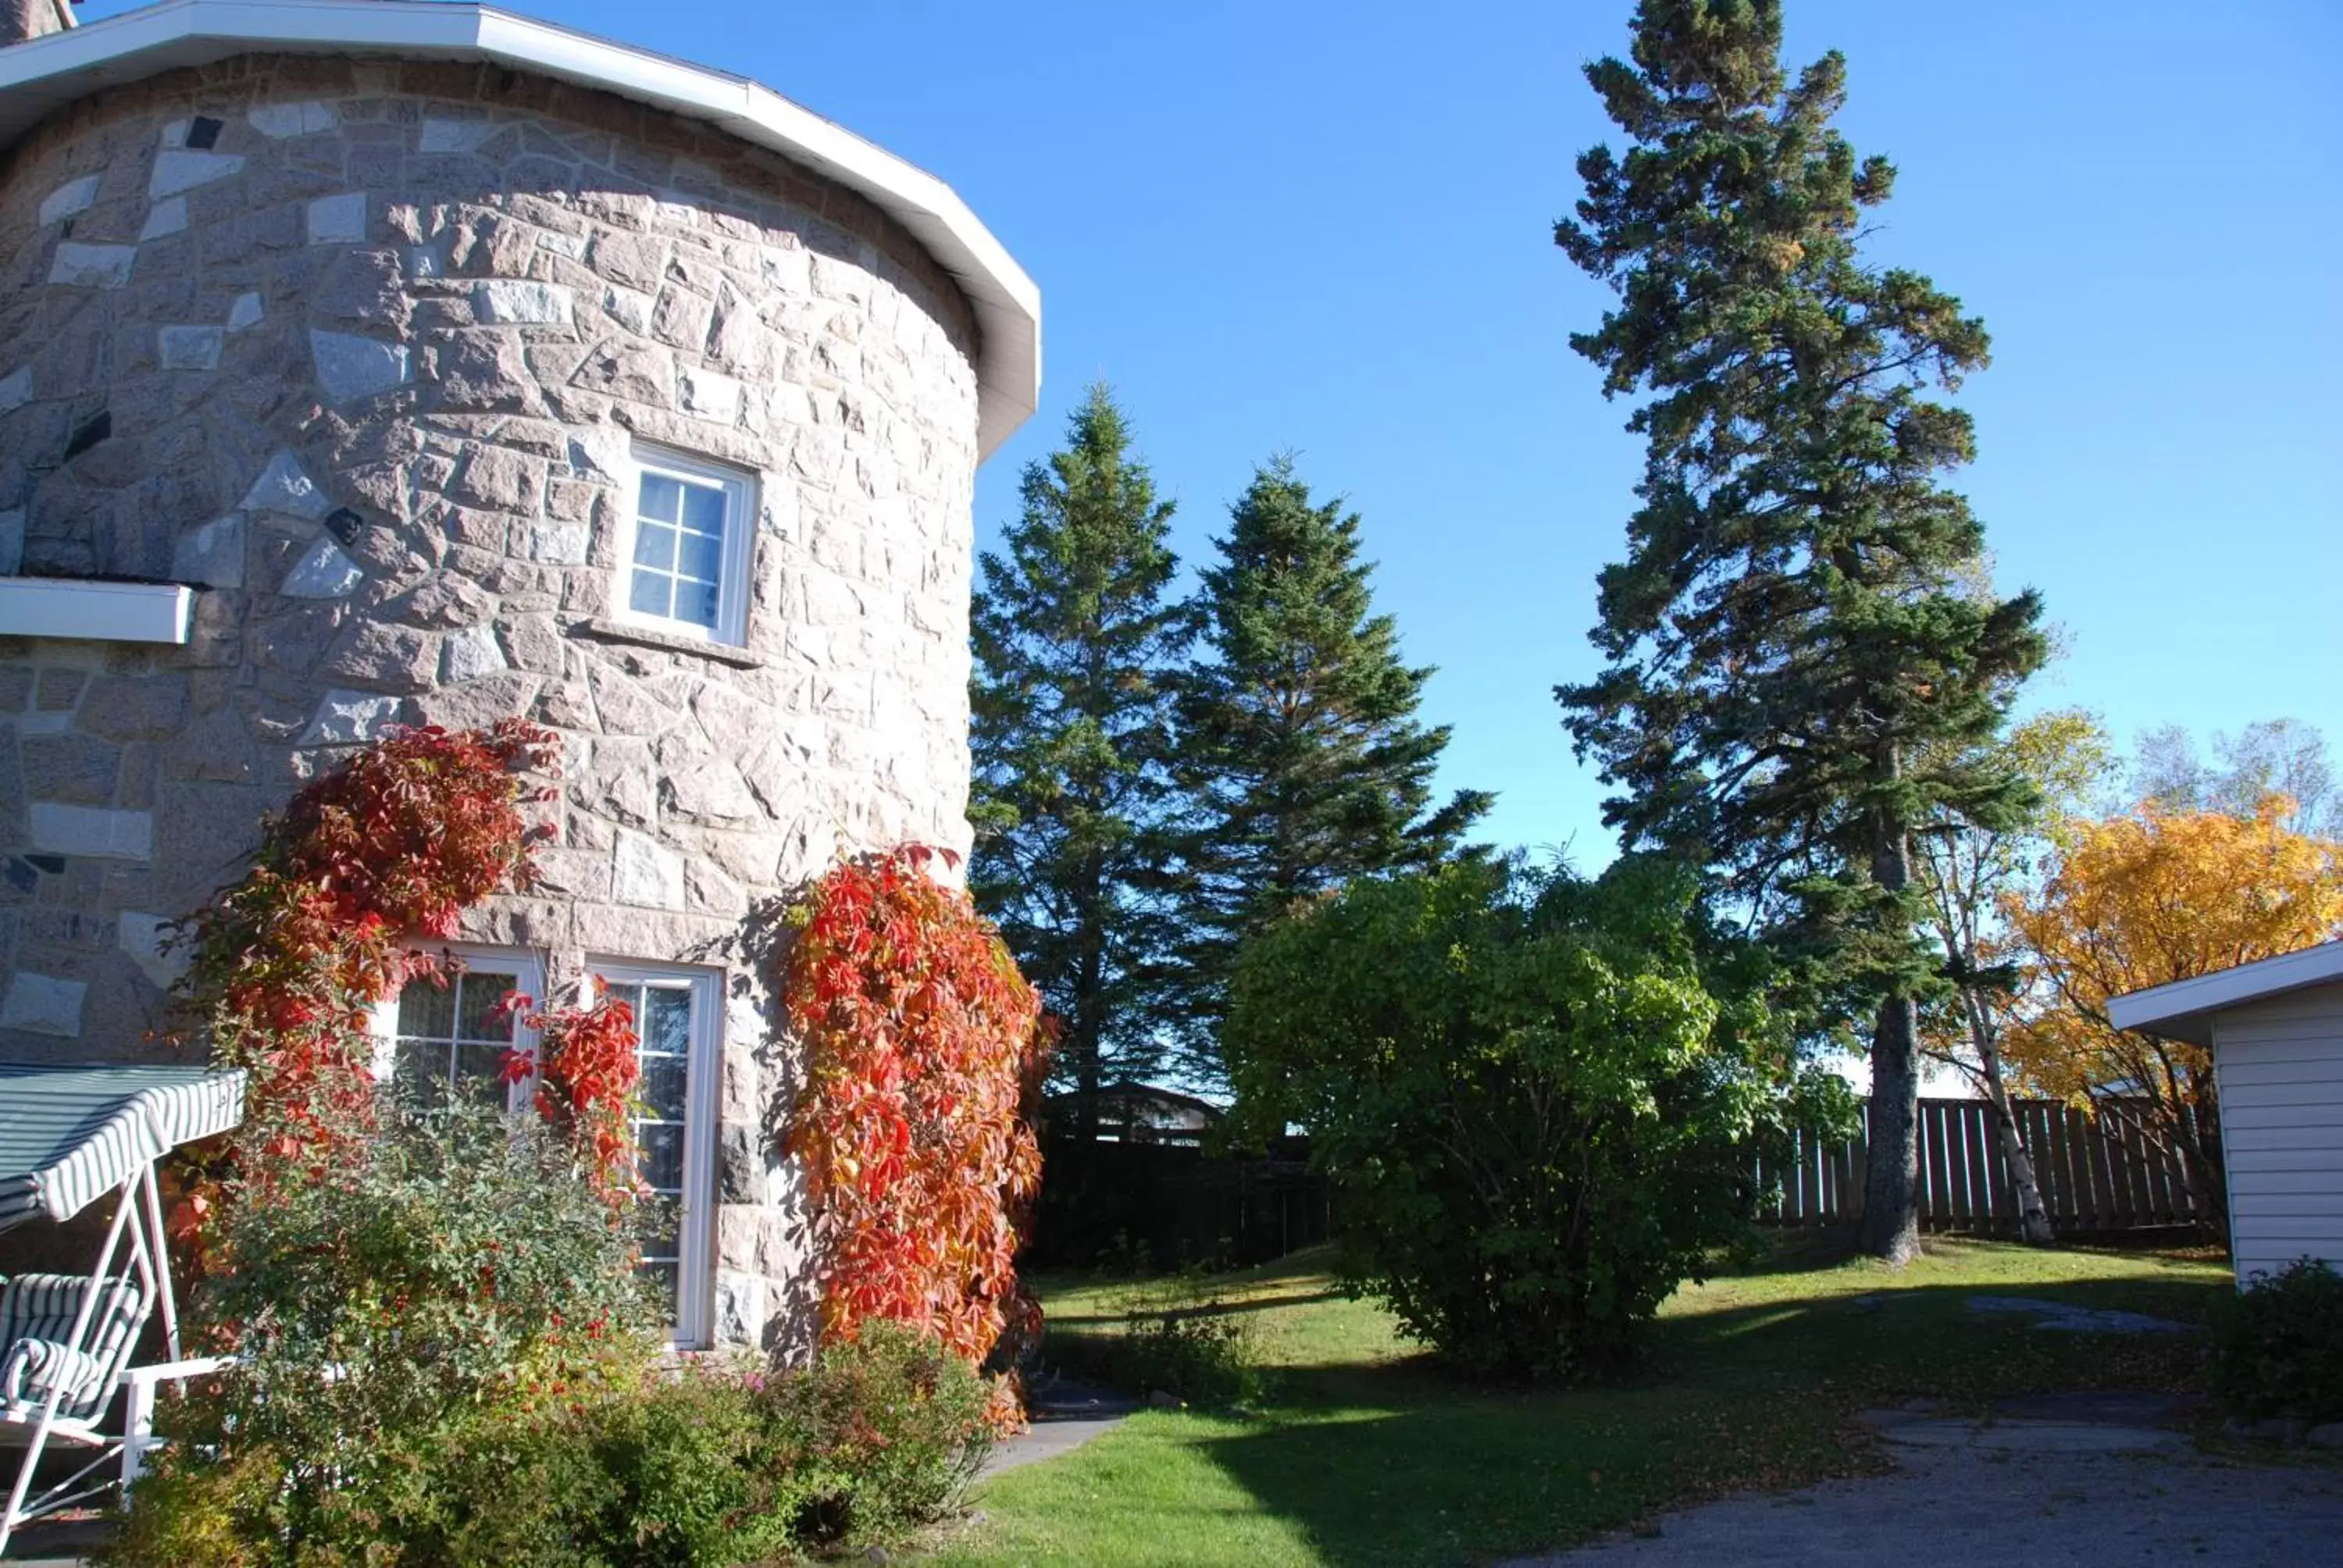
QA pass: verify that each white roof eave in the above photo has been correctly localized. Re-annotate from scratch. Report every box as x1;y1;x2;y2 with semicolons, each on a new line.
2106;940;2343;1047
0;0;1039;458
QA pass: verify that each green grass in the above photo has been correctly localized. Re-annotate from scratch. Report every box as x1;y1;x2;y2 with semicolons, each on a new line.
927;1235;2229;1568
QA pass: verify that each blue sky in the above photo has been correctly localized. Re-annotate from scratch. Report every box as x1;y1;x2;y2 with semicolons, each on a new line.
87;0;2343;861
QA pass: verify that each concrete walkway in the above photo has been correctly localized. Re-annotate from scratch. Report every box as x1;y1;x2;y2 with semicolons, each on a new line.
979;1378;1137;1479
1511;1394;2343;1567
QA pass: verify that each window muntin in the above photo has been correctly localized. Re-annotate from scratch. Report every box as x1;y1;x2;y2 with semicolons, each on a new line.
618;449;753;647
370;948;544;1109
592;963;721;1348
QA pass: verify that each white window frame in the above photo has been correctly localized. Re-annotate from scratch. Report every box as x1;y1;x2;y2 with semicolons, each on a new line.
589;958;724;1352
366;943;547;1111
610;444;756;648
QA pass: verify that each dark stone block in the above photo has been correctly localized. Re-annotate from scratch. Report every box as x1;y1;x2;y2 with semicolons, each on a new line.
4;858;37;893
63;411;112;461
185;116;223;150
324;507;367;547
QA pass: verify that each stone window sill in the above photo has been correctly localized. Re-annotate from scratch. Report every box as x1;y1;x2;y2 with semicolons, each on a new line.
572;617;766;670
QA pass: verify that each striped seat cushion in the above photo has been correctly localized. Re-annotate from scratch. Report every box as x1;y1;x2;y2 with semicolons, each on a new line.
0;1272;148;1423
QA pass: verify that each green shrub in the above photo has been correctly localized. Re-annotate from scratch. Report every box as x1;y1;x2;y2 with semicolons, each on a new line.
2211;1258;2343;1421
775;1321;995;1546
1226;857;1856;1382
1052;1308;1260;1408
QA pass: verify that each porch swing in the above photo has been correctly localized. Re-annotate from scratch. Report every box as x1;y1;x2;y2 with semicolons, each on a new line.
0;1062;246;1553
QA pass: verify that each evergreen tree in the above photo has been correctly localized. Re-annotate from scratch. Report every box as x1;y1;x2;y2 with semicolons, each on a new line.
1553;0;2046;1261
969;386;1192;1132
1175;458;1492;1067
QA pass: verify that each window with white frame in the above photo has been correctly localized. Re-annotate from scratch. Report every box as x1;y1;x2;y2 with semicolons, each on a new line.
369;946;544;1108
618;447;754;646
591;961;722;1348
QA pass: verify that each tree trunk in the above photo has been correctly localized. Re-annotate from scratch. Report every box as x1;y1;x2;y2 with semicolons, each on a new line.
1858;801;1922;1263
1980;1060;2055;1244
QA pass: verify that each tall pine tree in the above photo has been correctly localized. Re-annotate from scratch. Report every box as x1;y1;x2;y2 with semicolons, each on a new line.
970;386;1192;1133
1554;0;2045;1261
1175;457;1492;1072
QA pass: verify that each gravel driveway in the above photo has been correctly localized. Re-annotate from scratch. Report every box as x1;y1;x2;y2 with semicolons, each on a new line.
1509;1397;2343;1568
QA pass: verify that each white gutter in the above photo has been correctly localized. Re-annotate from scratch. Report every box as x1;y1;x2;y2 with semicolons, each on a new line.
0;0;1040;458
0;576;194;643
2106;939;2343;1046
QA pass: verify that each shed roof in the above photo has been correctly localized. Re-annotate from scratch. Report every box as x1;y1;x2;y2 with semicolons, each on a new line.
2106;939;2343;1046
0;0;1041;457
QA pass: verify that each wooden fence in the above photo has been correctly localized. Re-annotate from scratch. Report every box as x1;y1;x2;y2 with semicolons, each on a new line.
1756;1097;2210;1235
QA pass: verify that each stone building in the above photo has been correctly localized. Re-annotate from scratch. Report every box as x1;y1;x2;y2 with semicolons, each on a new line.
0;0;1040;1352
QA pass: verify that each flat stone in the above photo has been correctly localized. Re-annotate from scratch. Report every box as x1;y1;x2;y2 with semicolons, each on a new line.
440;624;507;683
77;675;189;743
38;174;101;226
612;828;684;909
149;148;243;198
475;280;573;326
248;100;337;138
2;973;87;1038
309;329;411;402
48;242;137;288
240;450;332;520
306;191;367;244
679;365;742;423
225;290;263;332
27;802;154;860
2310;1423;2343;1449
117;911;188;991
0;366;29;412
419;117;498;153
299;690;402;747
158;324;223;371
140;197;188;241
280;536;364;598
1881;1417;2184;1455
1965;1296;2197;1335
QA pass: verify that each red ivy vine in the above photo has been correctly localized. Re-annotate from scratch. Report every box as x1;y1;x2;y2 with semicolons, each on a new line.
505;989;645;1205
782;846;1053;1420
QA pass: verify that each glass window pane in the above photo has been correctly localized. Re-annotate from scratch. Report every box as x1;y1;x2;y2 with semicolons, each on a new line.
676;531;722;583
676;579;719;629
633;522;676;570
456;973;518;1042
640;989;692;1057
640;1057;688;1121
397;978;454;1040
393;1037;446;1094
639;1260;679;1311
455;1042;508;1096
637;472;681;525
629;569;672;618
640;1123;686;1192
679;483;727;536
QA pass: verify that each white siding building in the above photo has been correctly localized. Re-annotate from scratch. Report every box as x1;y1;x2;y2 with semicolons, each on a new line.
2109;941;2343;1288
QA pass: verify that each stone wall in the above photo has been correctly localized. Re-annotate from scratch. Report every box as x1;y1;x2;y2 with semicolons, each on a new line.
0;53;986;1352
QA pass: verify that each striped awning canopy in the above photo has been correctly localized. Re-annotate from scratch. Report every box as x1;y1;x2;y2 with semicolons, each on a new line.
0;1064;246;1233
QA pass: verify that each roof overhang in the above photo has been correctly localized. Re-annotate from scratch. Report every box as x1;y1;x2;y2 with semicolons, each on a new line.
2106;940;2343;1047
0;0;1040;458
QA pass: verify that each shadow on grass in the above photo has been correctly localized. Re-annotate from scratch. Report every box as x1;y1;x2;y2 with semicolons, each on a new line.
1175;1273;2222;1568
1048;1288;1348;1328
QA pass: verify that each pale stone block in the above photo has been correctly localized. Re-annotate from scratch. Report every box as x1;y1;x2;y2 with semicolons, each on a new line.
118;912;189;991
474;279;573;326
240;450;333;520
247;100;338;138
226;290;263;332
38;174;100;226
29;803;155;860
300;690;401;747
537;230;587;260
0;365;28;412
2;974;86;1038
149;149;243;198
441;624;507;683
48;242;136;288
679;365;741;424
612;829;685;910
309;330;410;402
139;197;188;241
306;191;368;244
418;117;497;153
602;283;653;333
158;324;223;371
529;522;590;565
280;537;365;598
712;1268;767;1348
170;513;244;589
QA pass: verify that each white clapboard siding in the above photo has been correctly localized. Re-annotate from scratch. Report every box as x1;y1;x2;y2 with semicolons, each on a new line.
2213;982;2343;1276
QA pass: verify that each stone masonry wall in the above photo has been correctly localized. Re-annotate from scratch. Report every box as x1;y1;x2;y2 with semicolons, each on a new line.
0;53;986;1352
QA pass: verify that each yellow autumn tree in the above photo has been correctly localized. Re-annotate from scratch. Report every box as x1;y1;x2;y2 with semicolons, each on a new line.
2002;796;2343;1232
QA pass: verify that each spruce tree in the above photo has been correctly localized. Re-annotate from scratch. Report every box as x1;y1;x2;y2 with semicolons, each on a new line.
969;386;1192;1133
1175;457;1492;1070
1554;0;2046;1261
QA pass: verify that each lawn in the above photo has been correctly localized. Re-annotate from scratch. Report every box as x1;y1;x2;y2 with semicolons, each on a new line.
926;1235;2229;1567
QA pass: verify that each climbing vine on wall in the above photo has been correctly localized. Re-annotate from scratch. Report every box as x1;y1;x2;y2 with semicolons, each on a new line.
781;846;1053;1414
506;988;646;1206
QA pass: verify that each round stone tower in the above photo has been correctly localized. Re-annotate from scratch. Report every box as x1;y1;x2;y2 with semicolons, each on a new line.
0;0;1039;1350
